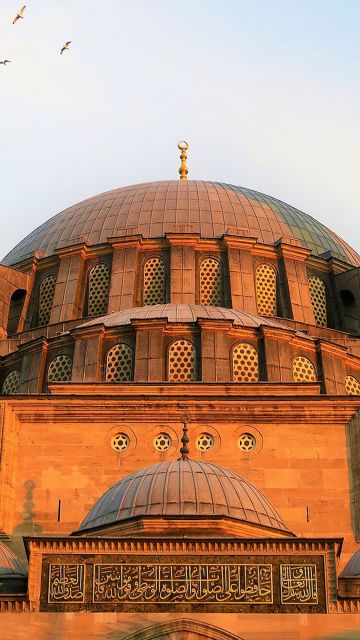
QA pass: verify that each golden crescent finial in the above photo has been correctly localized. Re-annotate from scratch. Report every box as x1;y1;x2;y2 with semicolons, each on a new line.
178;140;189;180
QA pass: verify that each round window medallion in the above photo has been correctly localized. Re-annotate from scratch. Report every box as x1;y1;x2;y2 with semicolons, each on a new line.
238;433;256;452
153;433;172;452
111;433;130;452
196;433;214;452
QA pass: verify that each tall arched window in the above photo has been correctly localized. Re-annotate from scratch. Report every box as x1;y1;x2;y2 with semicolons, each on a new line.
232;343;259;382
38;275;56;326
47;355;73;383
7;289;26;335
309;275;327;327
345;375;360;395
256;264;277;316
168;339;197;382
87;263;110;317
143;257;166;305
200;257;223;306
106;344;134;382
2;370;20;395
292;356;316;382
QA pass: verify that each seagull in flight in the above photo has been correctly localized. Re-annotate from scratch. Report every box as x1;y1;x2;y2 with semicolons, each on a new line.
0;60;11;65
13;5;26;24
60;42;72;55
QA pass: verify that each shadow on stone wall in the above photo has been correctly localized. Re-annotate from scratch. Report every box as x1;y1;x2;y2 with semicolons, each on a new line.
10;479;43;564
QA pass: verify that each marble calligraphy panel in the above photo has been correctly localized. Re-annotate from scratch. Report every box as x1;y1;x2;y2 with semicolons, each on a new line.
92;563;273;604
48;564;85;603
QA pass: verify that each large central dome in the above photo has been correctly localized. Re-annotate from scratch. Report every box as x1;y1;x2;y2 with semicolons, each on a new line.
3;180;359;266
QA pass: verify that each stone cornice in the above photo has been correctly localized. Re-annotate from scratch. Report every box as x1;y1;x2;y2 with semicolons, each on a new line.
276;241;311;262
24;535;342;558
55;241;90;260
8;387;360;424
223;234;258;251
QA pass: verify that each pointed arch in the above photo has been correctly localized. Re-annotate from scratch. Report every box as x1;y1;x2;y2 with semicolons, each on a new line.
121;619;244;640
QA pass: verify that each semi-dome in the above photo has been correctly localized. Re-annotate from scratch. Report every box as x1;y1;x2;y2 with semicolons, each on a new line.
78;304;293;330
76;458;290;536
3;180;359;266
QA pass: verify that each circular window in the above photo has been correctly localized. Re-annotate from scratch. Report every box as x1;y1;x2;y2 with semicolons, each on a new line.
196;433;215;452
111;433;130;452
238;433;256;452
153;433;172;451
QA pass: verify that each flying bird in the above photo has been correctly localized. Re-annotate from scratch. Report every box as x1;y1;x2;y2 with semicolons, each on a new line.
60;42;72;55
13;5;26;24
0;60;11;65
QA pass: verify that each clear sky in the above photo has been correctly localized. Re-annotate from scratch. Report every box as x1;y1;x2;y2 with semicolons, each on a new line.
1;0;359;259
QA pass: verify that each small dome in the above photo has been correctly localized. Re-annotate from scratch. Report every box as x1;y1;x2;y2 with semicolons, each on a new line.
0;541;27;595
78;304;293;330
76;459;290;534
340;549;360;578
0;542;26;579
3;180;359;266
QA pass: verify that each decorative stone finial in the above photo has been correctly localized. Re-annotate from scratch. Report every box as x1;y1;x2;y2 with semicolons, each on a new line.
178;141;189;181
179;413;191;460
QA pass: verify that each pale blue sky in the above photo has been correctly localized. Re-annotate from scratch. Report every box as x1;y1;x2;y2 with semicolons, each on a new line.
1;0;359;259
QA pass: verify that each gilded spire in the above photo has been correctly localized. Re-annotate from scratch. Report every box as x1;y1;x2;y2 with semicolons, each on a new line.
178;141;189;180
179;413;191;460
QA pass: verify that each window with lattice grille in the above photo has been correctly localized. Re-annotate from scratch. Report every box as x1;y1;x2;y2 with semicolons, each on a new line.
106;344;134;382
143;257;166;305
2;370;20;394
232;343;259;382
256;264;277;316
168;339;197;382
309;275;327;327
47;355;73;383
292;356;316;382
345;375;360;395
87;263;110;317
200;257;223;306
38;275;56;326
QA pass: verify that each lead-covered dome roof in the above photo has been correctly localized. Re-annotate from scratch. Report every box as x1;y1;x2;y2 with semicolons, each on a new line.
3;180;359;266
76;459;290;534
0;542;27;579
78;304;292;330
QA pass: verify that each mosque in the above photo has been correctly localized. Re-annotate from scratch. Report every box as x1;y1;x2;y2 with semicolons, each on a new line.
1;144;360;638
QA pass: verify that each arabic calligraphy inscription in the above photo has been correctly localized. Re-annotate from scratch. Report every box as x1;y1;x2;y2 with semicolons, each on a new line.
93;563;273;604
48;564;85;603
280;565;318;604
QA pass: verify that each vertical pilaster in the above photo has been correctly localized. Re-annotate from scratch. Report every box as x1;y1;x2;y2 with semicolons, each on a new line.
276;240;315;324
168;235;196;304
108;238;140;312
50;245;88;324
224;236;257;313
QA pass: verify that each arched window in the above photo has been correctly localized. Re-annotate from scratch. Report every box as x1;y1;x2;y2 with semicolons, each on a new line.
2;370;20;395
232;343;259;382
7;289;26;335
143;257;165;305
38;275;56;326
168;339;197;382
309;275;327;327
47;355;73;383
292;356;316;382
345;375;360;395
87;263;110;317
256;264;277;316
106;344;134;382
200;257;223;306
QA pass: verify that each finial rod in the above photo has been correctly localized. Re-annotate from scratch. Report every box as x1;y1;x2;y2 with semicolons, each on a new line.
179;413;191;460
178;141;189;181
